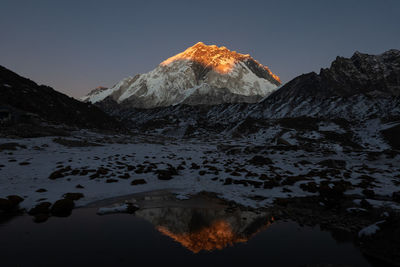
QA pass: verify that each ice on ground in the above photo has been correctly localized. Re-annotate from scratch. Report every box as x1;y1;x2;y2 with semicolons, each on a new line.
358;220;385;237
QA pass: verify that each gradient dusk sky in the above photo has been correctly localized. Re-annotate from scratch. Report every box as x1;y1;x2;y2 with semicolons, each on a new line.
1;0;399;98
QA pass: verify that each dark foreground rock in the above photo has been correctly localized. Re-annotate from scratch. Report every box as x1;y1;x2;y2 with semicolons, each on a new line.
0;195;24;213
50;199;75;217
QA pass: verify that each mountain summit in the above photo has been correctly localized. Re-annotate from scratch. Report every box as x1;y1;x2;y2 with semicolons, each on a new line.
82;42;281;108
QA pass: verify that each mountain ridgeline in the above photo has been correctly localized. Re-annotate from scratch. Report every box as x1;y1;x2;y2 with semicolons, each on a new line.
82;42;281;108
91;48;400;139
0;66;122;135
1;46;399;141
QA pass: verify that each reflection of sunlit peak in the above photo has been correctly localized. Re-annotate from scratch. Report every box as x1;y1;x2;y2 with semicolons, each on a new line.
156;218;273;253
160;42;281;84
157;220;246;253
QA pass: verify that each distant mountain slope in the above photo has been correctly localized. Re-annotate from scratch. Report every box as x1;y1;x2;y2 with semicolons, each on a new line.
82;42;281;108
0;65;121;130
250;49;400;120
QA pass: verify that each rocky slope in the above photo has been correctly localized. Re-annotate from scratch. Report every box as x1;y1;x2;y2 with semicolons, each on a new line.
82;42;281;108
0;65;122;133
95;49;400;141
250;49;400;120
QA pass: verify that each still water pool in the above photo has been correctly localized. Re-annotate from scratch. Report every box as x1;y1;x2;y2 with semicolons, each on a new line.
0;199;377;267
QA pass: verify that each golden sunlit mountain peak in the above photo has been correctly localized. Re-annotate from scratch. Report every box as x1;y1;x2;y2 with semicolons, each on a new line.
160;42;281;83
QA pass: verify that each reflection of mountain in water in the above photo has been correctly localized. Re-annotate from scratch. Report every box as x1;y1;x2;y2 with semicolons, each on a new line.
135;206;273;253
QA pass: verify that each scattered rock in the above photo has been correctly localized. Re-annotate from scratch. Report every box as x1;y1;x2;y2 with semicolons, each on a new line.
118;173;130;179
63;193;84;201
281;175;307;186
131;179;147;186
318;159;346;169
276;137;292;146
48;166;72;180
392;191;400;203
263;179;280;189
53;138;102;147
360;199;372;209
33;213;50;223
223;178;233;185
28;202;51;215
0;198;14;212
190;163;200;169
7;195;24;206
300;182;318;193
274;198;290;207
36;188;47;193
248;155;273;166
0;142;26;151
362;189;375;198
106;178;118;183
157;165;178;180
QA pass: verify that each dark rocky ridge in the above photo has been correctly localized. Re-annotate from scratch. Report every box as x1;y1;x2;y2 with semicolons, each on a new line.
0;65;122;131
268;49;400;100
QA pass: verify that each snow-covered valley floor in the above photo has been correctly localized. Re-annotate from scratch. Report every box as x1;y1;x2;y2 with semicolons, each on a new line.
1;131;399;212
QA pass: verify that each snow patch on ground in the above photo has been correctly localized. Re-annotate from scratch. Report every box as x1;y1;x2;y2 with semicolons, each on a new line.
358;220;385;237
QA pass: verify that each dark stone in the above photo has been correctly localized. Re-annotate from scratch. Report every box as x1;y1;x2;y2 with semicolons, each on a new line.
190;163;200;170
318;159;346;169
118;173;130;179
360;199;372;209
51;199;75;217
75;184;84;189
362;189;375;198
157;165;178;180
33;213;49;223
0;142;27;151
263;179;280;189
28;202;51;215
381;124;400;150
248;155;273;166
63;193;84;201
392;191;400;203
300;182;319;193
36;188;47;193
274;198;290;207
319;183;344;199
70;169;80;175
281;176;307;186
7;195;24;206
48;166;71;180
106;178;118;183
223;178;233;185
131;179;147;186
0;198;14;212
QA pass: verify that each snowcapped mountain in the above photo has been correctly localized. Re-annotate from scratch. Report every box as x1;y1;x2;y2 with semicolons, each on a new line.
80;86;108;102
82;42;281;108
94;49;400;140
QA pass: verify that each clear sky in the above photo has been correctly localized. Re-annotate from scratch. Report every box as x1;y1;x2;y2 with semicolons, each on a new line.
1;0;399;98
